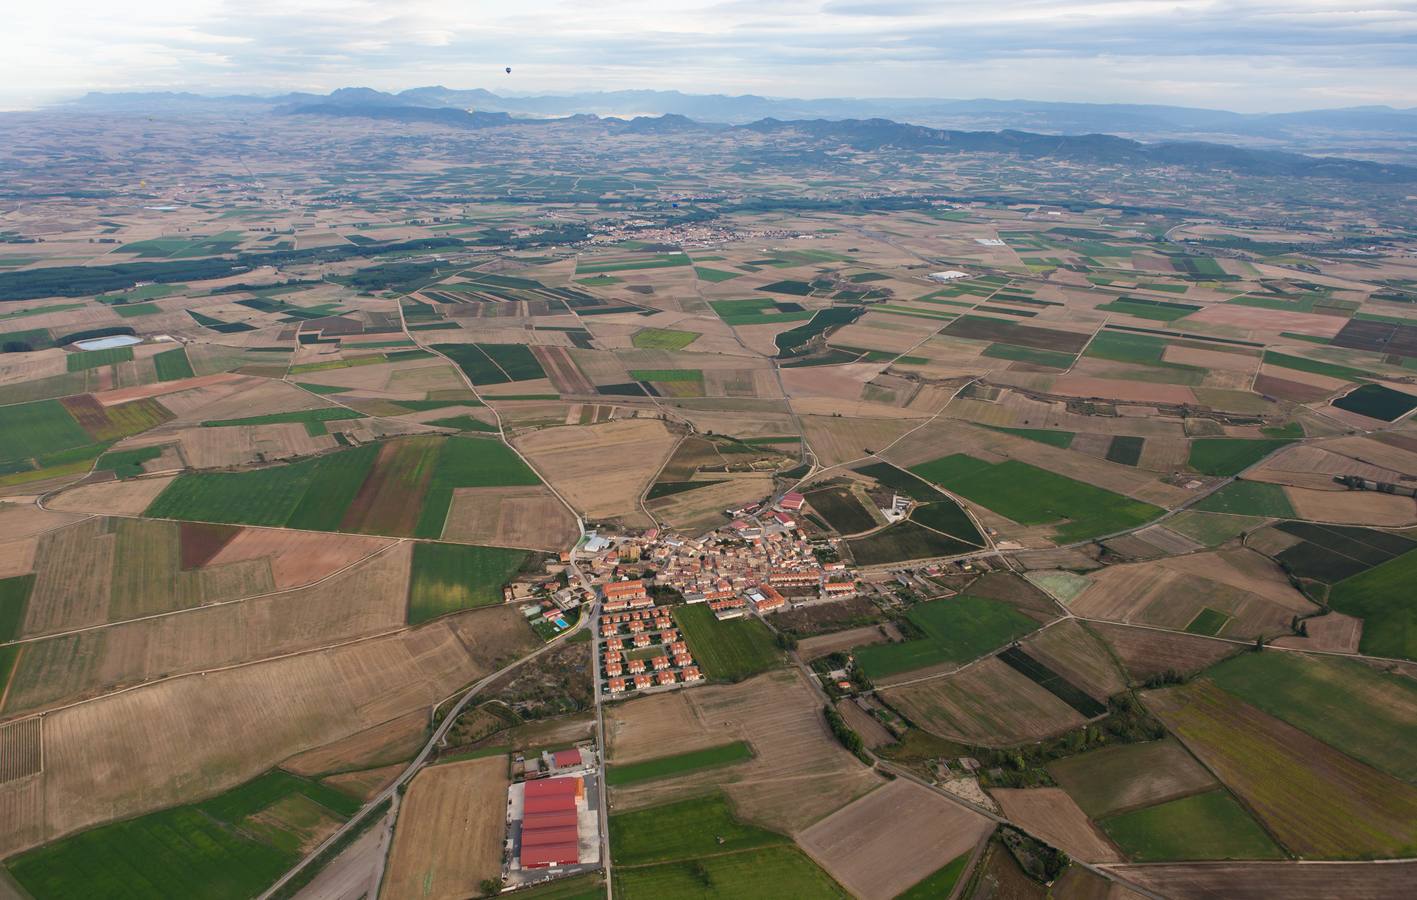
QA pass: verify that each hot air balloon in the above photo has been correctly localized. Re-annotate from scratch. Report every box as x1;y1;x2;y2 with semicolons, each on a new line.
505;67;512;74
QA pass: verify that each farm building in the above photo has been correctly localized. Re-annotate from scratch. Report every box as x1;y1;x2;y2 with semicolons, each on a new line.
928;269;971;282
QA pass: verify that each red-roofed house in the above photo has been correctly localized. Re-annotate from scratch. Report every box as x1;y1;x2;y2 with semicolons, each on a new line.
552;748;582;769
777;492;805;511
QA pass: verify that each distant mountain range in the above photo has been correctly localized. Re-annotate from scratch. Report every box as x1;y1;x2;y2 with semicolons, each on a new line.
62;86;1417;142
52;87;1417;183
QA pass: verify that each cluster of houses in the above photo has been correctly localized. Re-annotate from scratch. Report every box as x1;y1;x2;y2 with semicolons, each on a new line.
597;579;703;696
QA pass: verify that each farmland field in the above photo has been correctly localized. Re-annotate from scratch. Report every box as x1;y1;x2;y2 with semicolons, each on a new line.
406;541;530;624
1203;651;1417;781
1100;789;1285;861
846;520;981;565
672;603;782;681
152;348;195;381
5;770;354;900
1187;438;1294;476
614;845;845;900
605;741;753;786
1326;548;1417;660
1047;738;1219;819
1145;680;1417;858
609;792;787;867
1194;480;1296;517
1332;383;1417;421
0;399;92;463
631;328;699;350
851;594;1039;680
907;454;1162;542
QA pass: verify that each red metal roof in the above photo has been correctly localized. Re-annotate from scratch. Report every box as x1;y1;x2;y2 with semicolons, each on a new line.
524;795;577;815
522;824;580;848
553;749;582;768
524;777;582;798
520;841;581;867
523;811;578;831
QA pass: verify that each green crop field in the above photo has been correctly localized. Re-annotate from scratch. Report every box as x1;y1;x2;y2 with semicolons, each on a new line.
1327;549;1417;660
1333;384;1417;422
1193;480;1295;517
509;874;605;900
201;408;366;428
6;770;356;900
896;852;972;900
1261;351;1370;383
577;253;690;274
846;520;980;565
1206;651;1417;781
609;793;788;867
908;454;1162;542
425;414;497;432
407;541;530;625
1100;789;1284;861
909;500;985;544
672;604;782;681
851;594;1038;679
694;266;741;282
0;399;91;463
146;443;380;529
96;446;164;479
152;347;195;381
1166;511;1266;547
0;574;34;643
629;369;703;382
1185;607;1231;636
709;298;814;326
614;846;845;900
631;328;699;350
1187;438;1294;476
433;343;510;384
413;436;541;538
982;342;1077;368
605;741;753;786
66;346;134;371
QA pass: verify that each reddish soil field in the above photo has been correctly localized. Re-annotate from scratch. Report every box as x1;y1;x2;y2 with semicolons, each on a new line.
92;373;246;407
340;435;439;535
533;345;595;394
1253;374;1331;403
1086;621;1240;682
1112;861;1417;900
177;522;242;570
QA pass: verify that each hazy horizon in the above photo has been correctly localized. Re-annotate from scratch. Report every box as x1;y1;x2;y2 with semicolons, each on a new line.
6;1;1415;113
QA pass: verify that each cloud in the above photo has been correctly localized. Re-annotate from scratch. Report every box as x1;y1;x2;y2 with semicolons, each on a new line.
0;0;1413;111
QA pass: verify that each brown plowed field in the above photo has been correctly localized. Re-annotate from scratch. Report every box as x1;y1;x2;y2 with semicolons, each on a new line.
1284;487;1415;526
881;658;1085;747
1145;681;1417;858
340;436;440;535
284;710;429;777
0;717;42;784
0;538;37;580
91;372;246;407
991;787;1123;863
441;485;579;551
1271;611;1363;653
322;763;403;801
834;700;895;749
381;757;508;900
798;625;890;660
206;528;392;590
1085;621;1240;682
1046;738;1219;819
0;505;84;543
1069;550;1316;639
606;668;882;833
1111;861;1417;900
798;779;992;900
1019;620;1127;701
178;522;242;569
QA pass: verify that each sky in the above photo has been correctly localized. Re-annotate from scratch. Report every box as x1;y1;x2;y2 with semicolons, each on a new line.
4;0;1415;112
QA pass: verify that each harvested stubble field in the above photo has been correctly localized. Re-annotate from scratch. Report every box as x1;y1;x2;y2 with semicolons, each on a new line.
605;669;882;833
797;778;993;900
381;756;508;900
282;709;429;776
3;543;411;715
881;657;1086;745
440;484;579;550
990;787;1124;863
1145;680;1417;858
1083;620;1241;682
1067;550;1316;640
513;419;678;527
0;606;535;858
